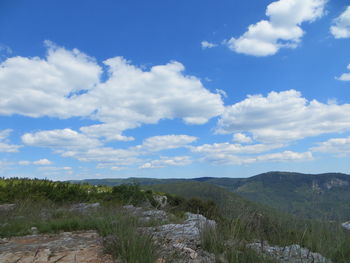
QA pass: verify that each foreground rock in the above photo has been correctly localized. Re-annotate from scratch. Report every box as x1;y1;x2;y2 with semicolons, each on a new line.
0;231;113;263
142;212;216;263
341;221;350;230
0;203;16;212
248;241;332;263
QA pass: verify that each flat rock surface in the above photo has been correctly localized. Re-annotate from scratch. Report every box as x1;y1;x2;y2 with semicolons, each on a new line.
0;230;114;263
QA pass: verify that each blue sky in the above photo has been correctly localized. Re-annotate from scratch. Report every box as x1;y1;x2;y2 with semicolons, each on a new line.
1;0;350;180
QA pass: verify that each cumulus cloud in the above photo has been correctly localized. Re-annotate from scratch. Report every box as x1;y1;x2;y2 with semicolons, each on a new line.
190;141;311;165
201;41;217;49
217;90;350;143
22;128;101;149
336;64;350;81
191;142;283;155
22;130;197;168
139;156;192;169
330;6;350;39
0;42;224;141
134;135;197;152
0;129;22;153
0;42;101;118
193;145;312;165
33;159;52;165
232;133;253;144
226;0;327;56
311;136;350;156
86;57;223;132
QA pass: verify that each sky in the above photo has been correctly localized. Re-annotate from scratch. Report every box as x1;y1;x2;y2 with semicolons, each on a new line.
1;0;350;180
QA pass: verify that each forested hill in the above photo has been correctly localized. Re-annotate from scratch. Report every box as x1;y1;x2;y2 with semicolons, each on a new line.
72;171;350;220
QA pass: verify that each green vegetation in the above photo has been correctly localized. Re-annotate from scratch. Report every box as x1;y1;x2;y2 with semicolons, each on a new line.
2;177;350;262
0;201;158;263
148;181;350;263
192;172;350;221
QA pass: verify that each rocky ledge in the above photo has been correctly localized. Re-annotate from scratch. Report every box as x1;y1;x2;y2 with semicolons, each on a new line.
0;230;113;263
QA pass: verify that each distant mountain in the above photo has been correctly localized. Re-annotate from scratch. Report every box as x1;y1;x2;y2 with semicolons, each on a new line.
196;172;350;221
72;171;350;221
70;177;185;186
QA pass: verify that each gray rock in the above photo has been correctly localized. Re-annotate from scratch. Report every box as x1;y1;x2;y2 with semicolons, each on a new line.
153;194;168;208
142;212;216;263
0;203;16;212
30;227;38;235
341;221;350;230
248;241;332;263
123;205;168;222
70;202;100;212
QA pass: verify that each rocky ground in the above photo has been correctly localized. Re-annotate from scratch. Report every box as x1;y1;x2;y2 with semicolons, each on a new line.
0;230;113;263
248;241;332;263
0;202;333;263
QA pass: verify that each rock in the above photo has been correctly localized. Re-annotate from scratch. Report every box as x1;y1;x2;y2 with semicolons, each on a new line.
123;205;168;223
31;226;38;235
153;194;168;208
142;212;216;263
0;203;16;212
324;178;348;190
341;221;350;230
248;241;332;263
185;212;216;230
0;230;114;263
70;202;100;212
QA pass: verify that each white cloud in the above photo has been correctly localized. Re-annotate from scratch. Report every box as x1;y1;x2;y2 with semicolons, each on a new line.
22;128;197;168
22;128;101;149
191;142;283;155
217;90;350;143
201;41;217;49
18;160;31;166
330;6;350;39
226;0;327;56
139;156;192;169
0;129;22;153
19;159;53;165
38;166;73;176
33;158;52;165
194;146;312;165
135;135;197;152
232;133;253;144
0;42;100;118
336;64;350;81
85;57;223;137
311;136;350;156
0;43;224;141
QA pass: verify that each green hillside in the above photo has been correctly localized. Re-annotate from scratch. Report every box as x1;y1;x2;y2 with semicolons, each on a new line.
195;172;350;221
74;172;350;221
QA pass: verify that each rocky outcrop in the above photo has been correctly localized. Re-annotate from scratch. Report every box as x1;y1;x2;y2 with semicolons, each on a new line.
341;221;350;230
248;241;332;263
0;203;16;212
70;202;100;212
142;212;216;263
0;231;113;263
123;205;168;223
324;178;348;190
153;194;168;208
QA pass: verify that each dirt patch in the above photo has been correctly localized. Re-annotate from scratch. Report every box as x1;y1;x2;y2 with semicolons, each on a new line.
0;230;114;263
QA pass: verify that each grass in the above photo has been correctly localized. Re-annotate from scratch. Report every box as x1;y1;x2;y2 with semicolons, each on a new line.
200;208;350;263
2;178;350;263
0;201;159;263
